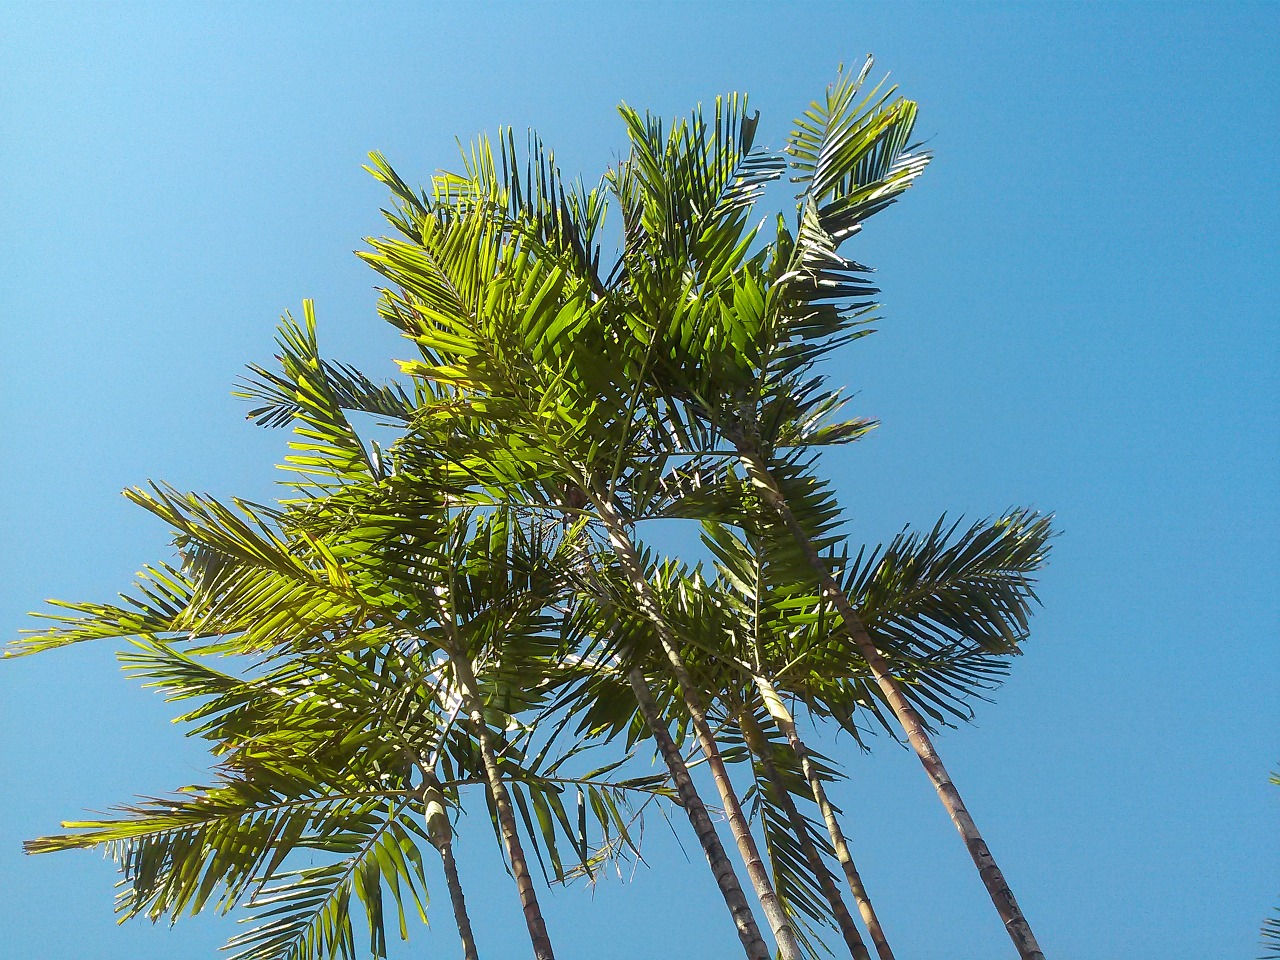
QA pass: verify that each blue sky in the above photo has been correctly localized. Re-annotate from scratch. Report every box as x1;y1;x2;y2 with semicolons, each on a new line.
2;3;1276;958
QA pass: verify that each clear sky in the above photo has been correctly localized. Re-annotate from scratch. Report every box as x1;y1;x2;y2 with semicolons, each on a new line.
2;3;1276;959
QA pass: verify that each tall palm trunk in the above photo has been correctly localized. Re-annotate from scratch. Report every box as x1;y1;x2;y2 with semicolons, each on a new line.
742;454;1046;960
755;676;896;960
424;788;481;960
738;707;872;960
628;668;771;960
450;651;557;960
438;840;480;960
588;491;803;960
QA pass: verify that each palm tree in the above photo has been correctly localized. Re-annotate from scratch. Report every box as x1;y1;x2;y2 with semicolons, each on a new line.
245;305;777;960
563;563;848;959
359;140;807;960
355;64;1053;957
688;501;1053;960
617;501;1048;960
19;626;656;960
593;61;1052;959
562;543;878;959
232;317;572;960
11;313;666;960
12;59;1061;960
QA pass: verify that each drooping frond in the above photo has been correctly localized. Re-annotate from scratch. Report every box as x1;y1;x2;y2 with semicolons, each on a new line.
27;779;424;948
10;561;195;657
223;802;430;960
25;539;673;953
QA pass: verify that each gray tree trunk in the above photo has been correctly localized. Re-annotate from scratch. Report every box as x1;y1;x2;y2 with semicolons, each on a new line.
738;706;872;960
629;668;771;960
755;675;896;960
743;454;1046;960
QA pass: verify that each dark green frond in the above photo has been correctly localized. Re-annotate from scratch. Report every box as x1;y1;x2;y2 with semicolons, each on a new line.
847;510;1055;659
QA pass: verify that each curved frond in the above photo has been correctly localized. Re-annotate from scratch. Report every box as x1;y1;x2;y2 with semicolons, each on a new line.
225;805;430;960
788;57;929;243
10;562;195;657
1263;909;1280;960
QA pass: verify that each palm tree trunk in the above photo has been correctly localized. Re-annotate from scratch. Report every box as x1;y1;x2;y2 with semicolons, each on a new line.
451;653;557;960
438;840;480;960
424;781;480;960
588;492;804;960
742;454;1046;960
628;668;772;960
738;707;872;960
755;675;896;960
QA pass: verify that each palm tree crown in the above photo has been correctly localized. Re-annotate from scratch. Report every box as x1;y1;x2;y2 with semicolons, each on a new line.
11;57;1057;960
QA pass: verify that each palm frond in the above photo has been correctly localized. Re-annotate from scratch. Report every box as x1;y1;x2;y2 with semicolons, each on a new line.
788;57;929;243
845;509;1055;659
237;312;418;431
224;804;429;960
27;781;415;934
10;562;195;657
234;303;385;491
610;92;784;281
1263;909;1280;960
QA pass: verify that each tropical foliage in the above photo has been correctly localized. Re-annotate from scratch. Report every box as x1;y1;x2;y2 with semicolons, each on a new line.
1262;770;1280;960
11;57;1059;960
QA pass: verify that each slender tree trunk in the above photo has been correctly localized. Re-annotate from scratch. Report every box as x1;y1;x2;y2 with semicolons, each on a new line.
438;840;480;960
424;780;480;960
588;492;803;960
755;675;896;960
628;668;771;960
451;653;557;960
742;454;1046;960
738;707;872;960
